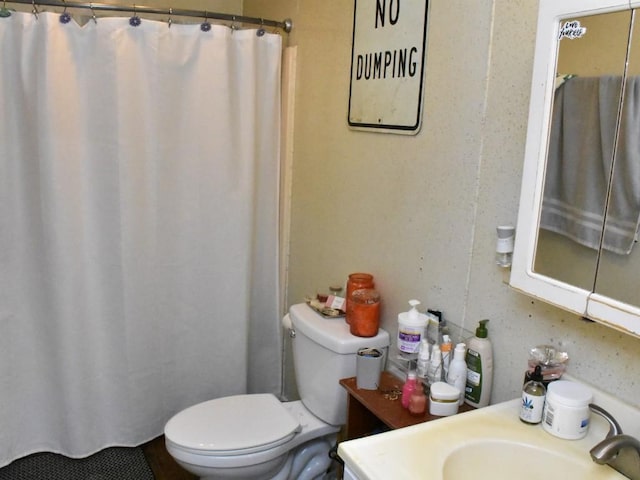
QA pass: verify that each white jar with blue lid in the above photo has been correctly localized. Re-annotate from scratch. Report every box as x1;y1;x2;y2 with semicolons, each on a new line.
542;380;592;439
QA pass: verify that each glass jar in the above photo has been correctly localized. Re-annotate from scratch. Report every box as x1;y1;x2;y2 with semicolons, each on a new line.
349;288;380;337
345;273;374;324
329;285;343;298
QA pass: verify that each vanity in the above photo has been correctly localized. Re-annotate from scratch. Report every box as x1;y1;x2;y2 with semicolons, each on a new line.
339;372;474;440
338;376;640;480
511;0;640;337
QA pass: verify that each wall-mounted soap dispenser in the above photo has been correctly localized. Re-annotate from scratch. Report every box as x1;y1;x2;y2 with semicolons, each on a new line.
496;225;515;267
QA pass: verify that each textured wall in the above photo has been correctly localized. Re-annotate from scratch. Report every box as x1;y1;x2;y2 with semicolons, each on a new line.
244;0;640;407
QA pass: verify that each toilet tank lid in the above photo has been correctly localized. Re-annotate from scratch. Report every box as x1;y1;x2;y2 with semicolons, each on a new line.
289;303;390;354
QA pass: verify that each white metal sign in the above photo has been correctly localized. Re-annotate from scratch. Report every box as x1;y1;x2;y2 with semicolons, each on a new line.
348;0;429;134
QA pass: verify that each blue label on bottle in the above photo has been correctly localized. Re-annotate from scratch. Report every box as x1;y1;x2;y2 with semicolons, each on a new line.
399;331;421;341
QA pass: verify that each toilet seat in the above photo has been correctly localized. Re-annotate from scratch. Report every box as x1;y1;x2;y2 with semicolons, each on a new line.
164;393;301;456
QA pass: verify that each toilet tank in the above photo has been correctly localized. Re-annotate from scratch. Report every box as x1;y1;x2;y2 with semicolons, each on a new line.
288;303;390;426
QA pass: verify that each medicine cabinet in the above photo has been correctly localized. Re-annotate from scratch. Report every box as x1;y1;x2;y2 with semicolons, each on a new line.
511;0;640;338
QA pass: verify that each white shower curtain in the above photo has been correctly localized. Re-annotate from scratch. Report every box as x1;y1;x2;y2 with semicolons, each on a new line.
0;11;282;466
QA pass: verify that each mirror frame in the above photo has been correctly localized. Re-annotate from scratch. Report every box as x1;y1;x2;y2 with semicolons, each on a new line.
511;0;640;338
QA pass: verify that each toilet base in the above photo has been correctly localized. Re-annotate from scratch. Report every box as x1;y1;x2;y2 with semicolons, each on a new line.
174;436;337;480
175;453;288;479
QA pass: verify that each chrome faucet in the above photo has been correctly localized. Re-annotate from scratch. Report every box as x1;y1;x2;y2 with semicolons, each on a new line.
590;403;623;438
589;404;640;480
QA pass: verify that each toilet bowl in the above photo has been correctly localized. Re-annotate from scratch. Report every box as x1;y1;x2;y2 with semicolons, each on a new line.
165;303;390;480
165;394;339;480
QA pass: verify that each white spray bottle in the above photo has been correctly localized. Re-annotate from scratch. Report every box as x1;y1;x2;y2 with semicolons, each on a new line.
447;342;467;405
427;344;442;385
416;339;430;383
441;334;452;380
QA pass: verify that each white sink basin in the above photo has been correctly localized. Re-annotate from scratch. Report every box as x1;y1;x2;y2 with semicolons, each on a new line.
338;397;631;480
443;440;604;480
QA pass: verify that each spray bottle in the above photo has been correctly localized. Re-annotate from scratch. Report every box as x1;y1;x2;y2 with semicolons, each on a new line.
427;344;442;385
441;334;452;381
446;342;467;405
416;339;430;384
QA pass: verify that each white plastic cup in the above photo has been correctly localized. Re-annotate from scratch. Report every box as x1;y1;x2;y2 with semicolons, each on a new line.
356;348;384;390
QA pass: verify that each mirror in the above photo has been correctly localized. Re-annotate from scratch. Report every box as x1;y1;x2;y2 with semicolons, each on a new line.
511;0;640;338
534;10;631;291
594;12;640;308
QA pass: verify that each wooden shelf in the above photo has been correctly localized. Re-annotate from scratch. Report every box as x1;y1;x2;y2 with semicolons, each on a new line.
339;371;474;439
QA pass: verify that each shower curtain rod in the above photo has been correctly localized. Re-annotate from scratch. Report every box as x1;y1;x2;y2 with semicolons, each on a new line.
4;0;293;32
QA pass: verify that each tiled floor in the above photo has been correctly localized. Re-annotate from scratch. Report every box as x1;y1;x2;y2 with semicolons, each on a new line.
141;436;197;480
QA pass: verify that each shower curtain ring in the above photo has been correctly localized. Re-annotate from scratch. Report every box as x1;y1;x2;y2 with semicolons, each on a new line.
0;0;12;18
31;0;39;19
89;3;97;23
167;7;172;28
256;18;265;37
200;10;211;32
129;4;141;27
231;15;237;33
59;1;71;24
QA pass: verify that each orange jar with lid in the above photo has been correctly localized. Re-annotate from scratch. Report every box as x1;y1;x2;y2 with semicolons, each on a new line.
345;273;374;324
349;288;380;337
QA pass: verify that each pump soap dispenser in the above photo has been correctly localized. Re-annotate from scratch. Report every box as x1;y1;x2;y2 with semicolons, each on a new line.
464;319;493;408
397;300;428;354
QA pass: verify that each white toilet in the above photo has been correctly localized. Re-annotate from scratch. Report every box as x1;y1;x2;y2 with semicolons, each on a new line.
164;302;390;480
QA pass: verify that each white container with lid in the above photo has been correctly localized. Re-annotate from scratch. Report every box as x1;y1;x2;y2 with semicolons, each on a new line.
542;380;593;439
429;382;460;416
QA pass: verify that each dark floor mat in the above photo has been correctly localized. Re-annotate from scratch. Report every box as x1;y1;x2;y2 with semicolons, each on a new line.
0;447;154;480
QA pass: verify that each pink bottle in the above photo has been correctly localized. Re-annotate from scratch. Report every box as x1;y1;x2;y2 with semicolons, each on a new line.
409;383;427;415
401;370;418;409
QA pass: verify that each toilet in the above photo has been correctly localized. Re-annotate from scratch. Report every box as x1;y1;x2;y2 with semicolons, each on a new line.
164;302;390;480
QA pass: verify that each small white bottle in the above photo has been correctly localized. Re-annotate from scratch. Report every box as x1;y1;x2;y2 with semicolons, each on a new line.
464;319;493;408
416;339;430;383
427;344;442;385
446;342;467;405
520;365;546;424
441;334;452;380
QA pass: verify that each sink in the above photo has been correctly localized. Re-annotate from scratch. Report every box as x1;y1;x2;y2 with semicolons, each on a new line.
443;440;601;480
338;392;634;480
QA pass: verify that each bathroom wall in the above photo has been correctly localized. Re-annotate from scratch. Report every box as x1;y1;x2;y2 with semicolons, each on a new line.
244;0;640;408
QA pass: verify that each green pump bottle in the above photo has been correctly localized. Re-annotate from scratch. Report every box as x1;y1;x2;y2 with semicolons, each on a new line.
464;319;494;408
